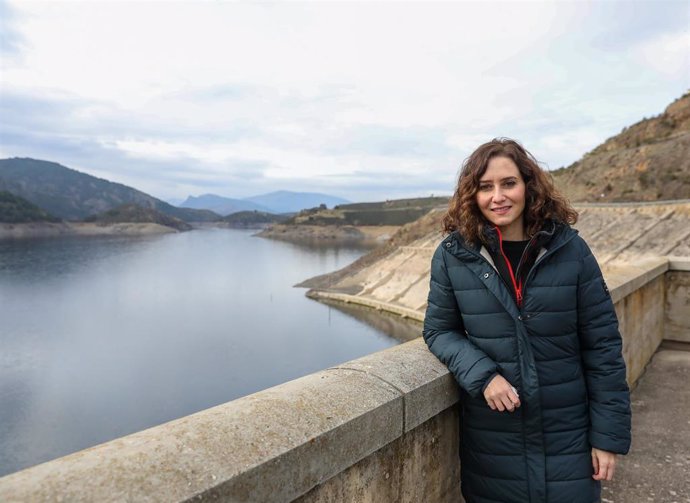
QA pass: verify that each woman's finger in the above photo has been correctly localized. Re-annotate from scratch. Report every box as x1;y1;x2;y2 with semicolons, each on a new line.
606;465;615;480
595;458;612;481
591;452;600;479
603;457;615;481
597;463;608;481
592;451;617;481
508;388;521;407
500;394;515;412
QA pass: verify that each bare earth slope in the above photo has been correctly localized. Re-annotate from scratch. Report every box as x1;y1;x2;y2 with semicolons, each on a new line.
304;202;690;318
552;92;690;202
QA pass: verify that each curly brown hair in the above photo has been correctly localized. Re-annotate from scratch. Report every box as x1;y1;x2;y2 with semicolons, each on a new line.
442;138;578;245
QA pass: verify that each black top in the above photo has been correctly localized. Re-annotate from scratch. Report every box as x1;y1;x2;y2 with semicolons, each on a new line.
502;239;530;275
482;221;563;306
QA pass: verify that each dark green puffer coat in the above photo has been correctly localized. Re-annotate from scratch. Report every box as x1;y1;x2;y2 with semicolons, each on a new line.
423;222;631;503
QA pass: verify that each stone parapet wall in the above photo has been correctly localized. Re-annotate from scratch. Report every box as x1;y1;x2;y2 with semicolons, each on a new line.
0;340;460;503
665;258;690;343
0;260;687;502
296;406;461;503
615;269;666;385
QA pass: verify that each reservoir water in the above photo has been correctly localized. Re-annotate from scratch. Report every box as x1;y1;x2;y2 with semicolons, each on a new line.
0;228;420;477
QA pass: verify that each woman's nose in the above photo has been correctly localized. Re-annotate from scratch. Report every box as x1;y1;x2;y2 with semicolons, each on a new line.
492;188;506;202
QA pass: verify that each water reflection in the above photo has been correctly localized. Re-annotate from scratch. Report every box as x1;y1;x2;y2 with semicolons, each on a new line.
317;299;422;343
0;229;411;476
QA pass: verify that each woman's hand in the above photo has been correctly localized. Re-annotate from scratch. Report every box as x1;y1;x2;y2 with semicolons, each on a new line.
591;447;617;481
483;374;521;412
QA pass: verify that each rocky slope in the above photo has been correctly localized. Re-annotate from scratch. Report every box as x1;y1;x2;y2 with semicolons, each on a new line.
552;92;690;202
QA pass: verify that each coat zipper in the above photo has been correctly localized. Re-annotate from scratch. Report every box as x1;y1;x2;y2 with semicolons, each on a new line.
494;226;525;307
452;226;577;313
501;225;553;306
514;238;536;290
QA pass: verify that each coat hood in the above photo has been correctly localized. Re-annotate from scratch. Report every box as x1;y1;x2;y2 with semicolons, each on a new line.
442;219;577;261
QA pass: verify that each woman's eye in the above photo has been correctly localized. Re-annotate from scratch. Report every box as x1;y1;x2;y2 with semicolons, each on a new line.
479;185;492;191
503;180;517;187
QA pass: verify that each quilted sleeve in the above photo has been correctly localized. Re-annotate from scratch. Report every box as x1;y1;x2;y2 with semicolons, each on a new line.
422;244;499;399
576;239;632;454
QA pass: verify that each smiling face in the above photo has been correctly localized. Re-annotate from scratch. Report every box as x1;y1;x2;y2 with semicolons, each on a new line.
476;156;527;240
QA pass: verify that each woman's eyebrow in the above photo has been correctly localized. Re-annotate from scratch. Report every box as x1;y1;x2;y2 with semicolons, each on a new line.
479;176;518;183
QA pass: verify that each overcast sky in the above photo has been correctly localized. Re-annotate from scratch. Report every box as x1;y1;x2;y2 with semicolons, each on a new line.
1;0;688;203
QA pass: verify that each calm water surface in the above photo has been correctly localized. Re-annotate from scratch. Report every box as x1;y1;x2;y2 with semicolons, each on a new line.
0;229;419;476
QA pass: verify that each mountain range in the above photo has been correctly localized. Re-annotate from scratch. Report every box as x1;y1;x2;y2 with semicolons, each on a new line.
0;158;352;223
0;158;218;222
1;92;687;226
180;191;350;215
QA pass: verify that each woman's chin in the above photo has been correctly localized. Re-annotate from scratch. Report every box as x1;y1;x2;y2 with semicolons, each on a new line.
487;215;515;228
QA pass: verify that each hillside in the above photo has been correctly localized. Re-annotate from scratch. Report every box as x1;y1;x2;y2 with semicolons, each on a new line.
301;202;690;316
221;210;290;228
0;158;220;222
181;194;272;216
285;196;449;226
296;208;444;289
83;204;192;232
552;92;690;202
258;196;447;242
0;191;60;223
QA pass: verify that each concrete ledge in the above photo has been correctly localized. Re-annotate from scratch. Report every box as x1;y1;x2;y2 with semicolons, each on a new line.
573;199;690;208
306;290;425;323
0;368;402;502
665;266;690;343
330;338;459;433
0;340;458;503
668;256;690;271
606;258;669;304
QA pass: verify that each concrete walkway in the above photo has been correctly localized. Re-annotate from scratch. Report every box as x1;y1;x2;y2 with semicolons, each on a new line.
602;347;690;503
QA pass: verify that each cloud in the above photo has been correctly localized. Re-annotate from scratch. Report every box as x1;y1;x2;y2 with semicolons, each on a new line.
1;0;688;202
0;0;23;56
634;30;690;80
586;0;689;51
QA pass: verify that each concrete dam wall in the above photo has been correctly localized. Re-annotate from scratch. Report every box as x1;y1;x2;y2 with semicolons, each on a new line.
1;201;688;502
1;263;688;502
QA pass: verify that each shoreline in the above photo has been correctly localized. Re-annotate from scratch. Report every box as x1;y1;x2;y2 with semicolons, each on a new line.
0;222;180;240
256;224;400;244
192;221;272;231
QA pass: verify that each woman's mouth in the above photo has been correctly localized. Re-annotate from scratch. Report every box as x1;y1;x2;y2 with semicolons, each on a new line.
491;206;511;215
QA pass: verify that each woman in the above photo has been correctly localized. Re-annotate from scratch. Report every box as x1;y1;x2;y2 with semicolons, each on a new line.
422;138;631;503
